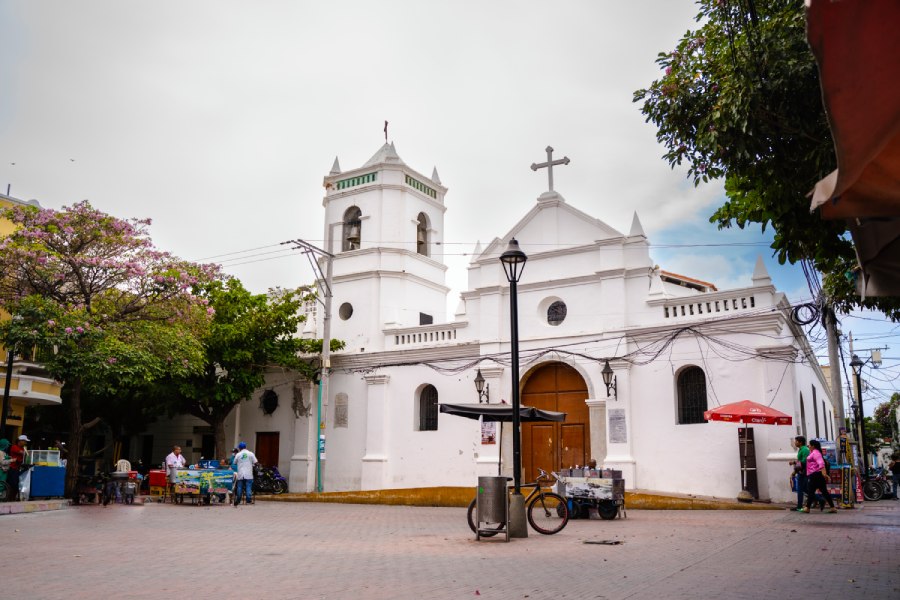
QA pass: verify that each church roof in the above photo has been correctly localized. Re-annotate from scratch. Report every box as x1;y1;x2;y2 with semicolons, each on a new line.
363;142;406;168
659;270;718;292
479;191;624;259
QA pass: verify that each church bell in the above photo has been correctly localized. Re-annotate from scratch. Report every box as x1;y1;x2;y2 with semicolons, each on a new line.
346;223;361;245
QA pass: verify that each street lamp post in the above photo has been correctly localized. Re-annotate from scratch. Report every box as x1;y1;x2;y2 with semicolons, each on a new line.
849;353;869;476
474;369;489;403
500;238;527;538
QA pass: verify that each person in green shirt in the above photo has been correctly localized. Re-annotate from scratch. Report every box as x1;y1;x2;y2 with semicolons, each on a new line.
790;436;810;511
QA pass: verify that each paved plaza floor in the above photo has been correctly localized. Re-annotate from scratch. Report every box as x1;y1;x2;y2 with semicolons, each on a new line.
2;498;897;599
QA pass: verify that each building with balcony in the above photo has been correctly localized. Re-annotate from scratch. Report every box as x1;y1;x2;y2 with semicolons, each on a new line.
0;193;64;440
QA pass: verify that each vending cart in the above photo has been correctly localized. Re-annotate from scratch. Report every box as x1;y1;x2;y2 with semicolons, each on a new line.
554;468;626;520
25;449;66;499
173;467;234;505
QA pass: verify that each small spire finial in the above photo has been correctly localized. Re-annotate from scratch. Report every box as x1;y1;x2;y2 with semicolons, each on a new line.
384;120;389;143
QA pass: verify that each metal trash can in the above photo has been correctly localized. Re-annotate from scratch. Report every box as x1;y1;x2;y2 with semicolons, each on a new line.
476;476;509;541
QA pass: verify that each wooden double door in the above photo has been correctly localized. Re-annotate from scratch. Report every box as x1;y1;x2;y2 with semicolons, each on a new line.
521;362;590;483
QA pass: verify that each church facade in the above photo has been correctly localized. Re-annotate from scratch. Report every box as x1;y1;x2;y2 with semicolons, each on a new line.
161;142;836;503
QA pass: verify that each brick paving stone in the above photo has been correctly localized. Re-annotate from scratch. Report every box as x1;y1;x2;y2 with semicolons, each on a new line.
0;498;897;599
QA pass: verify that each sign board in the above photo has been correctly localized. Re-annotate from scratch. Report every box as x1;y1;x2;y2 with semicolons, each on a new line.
609;408;627;444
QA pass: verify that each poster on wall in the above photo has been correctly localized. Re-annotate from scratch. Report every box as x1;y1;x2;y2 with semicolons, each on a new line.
481;421;496;445
609;409;627;444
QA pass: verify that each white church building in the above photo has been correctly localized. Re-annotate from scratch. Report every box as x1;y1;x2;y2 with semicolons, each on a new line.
150;141;837;503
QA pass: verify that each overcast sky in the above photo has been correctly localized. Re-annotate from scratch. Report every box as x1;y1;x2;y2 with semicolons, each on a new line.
1;1;897;407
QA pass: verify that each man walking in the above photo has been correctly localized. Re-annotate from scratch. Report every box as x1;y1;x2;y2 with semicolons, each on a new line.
789;436;809;511
233;441;258;506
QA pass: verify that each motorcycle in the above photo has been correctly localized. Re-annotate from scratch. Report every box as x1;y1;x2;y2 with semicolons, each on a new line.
862;467;894;501
252;464;288;495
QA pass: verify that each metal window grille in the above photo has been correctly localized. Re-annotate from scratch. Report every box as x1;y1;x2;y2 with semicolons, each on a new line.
419;385;438;431
677;366;708;424
547;301;567;326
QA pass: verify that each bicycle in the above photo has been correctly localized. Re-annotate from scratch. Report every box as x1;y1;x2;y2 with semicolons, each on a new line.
467;468;569;536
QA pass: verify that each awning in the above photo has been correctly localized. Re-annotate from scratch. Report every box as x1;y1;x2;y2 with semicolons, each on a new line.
807;0;900;296
439;403;567;423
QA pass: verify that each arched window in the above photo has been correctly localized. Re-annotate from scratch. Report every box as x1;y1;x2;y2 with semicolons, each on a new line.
416;212;429;256
342;206;362;251
677;366;707;424
799;392;807;438
419;385;438;431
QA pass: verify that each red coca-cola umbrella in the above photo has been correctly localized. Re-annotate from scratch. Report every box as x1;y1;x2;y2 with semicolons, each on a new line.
704;400;792;502
703;400;792;426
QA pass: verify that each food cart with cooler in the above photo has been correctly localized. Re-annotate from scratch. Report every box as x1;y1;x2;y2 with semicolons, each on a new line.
172;466;234;505
554;468;626;520
24;449;66;499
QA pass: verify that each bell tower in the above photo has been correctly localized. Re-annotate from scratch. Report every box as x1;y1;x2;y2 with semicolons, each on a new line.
320;142;449;351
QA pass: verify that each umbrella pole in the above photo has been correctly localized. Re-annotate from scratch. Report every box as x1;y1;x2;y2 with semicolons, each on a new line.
738;422;753;503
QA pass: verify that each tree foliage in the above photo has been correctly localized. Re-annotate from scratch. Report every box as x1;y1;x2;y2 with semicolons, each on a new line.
873;393;900;441
159;278;343;457
0;200;215;494
633;0;900;319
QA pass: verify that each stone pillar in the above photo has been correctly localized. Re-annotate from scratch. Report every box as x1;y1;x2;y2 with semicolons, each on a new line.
288;382;316;493
361;373;390;490
601;365;636;487
476;367;505;477
586;398;607;465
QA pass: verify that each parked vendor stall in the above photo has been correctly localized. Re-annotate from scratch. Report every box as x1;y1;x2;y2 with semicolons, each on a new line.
554;469;625;520
172;467;233;505
24;449;65;500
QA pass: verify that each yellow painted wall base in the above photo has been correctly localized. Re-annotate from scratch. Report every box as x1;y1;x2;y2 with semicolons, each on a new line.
258;487;782;510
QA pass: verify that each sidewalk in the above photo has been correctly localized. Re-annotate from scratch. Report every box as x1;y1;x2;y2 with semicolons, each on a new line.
0;498;67;515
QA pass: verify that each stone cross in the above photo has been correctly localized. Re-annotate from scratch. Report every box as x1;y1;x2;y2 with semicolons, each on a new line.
530;146;570;192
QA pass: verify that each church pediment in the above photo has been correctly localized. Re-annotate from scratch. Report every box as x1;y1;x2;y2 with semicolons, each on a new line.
479;192;624;259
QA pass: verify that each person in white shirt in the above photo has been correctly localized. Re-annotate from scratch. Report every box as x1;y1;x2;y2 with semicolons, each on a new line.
232;441;258;506
164;445;186;501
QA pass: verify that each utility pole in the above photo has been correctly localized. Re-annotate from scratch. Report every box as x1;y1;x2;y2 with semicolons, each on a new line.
284;238;333;493
824;307;845;436
848;332;864;472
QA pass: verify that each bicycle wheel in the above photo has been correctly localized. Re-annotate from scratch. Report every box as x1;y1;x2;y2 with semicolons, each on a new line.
527;492;569;535
863;480;883;501
466;498;504;537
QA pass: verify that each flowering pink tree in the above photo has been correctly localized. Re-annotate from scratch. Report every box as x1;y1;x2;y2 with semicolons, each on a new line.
0;200;217;495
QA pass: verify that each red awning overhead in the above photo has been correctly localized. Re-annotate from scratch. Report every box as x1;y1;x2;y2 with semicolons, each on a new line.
807;0;900;296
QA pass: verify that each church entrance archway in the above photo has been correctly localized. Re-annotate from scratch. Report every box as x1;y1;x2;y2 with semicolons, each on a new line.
521;362;589;483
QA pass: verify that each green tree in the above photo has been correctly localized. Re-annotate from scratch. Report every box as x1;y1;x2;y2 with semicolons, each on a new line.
159;279;343;458
0;201;214;494
633;0;900;319
864;416;884;452
873;394;900;442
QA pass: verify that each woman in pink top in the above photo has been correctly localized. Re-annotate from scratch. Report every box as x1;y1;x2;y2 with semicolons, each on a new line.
800;440;837;513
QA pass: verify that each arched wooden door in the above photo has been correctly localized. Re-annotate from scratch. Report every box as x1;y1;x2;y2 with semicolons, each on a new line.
521;362;589;483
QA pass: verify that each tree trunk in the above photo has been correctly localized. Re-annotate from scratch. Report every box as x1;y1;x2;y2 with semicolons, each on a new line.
213;413;227;462
64;378;83;498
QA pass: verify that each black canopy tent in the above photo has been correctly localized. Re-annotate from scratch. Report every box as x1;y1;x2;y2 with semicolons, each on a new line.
439;403;567;476
439;403;567;422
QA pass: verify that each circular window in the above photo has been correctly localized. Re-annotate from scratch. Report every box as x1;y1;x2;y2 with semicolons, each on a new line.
547;301;567;326
260;389;279;415
339;302;354;320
